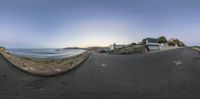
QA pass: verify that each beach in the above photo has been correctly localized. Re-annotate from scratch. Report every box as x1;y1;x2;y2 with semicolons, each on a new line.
0;49;90;76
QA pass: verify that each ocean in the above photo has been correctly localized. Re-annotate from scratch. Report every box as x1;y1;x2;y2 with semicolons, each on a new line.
7;48;86;59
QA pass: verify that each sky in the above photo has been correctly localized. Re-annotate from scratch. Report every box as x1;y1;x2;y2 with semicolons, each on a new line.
0;0;200;48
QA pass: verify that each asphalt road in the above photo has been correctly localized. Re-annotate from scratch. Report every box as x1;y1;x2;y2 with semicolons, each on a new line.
0;48;200;99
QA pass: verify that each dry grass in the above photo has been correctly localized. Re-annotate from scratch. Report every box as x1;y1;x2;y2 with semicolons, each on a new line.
110;45;146;54
0;50;90;76
193;47;200;53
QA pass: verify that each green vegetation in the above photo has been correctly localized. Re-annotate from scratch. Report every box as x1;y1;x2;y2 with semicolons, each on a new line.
142;39;146;45
130;42;137;46
110;45;146;54
22;57;32;61
158;36;167;43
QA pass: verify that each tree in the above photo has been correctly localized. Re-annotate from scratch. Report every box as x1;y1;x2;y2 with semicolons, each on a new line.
142;39;146;45
130;42;137;46
158;36;167;43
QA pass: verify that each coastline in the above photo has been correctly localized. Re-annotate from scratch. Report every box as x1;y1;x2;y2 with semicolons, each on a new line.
0;50;90;77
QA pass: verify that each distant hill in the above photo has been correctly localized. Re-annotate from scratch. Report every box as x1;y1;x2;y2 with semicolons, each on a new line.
87;46;108;50
0;46;5;49
63;47;83;49
0;46;5;51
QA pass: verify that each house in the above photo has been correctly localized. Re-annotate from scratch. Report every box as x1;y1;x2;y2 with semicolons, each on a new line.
144;38;160;51
109;43;126;50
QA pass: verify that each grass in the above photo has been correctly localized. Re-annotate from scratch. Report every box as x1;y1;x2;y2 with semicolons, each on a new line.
110;45;146;54
21;57;32;61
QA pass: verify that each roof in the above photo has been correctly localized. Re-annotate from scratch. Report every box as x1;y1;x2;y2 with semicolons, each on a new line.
146;38;158;43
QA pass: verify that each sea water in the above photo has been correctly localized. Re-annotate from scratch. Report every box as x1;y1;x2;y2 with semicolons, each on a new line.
7;48;85;59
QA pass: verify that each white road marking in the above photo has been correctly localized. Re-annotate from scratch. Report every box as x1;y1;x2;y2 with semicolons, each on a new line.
101;64;108;67
174;61;182;65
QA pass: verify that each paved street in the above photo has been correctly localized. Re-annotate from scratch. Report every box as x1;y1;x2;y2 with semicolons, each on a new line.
0;48;200;99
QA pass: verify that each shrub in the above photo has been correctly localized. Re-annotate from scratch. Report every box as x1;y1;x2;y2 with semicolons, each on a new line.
99;50;107;53
142;39;146;45
130;42;137;46
110;45;146;54
158;36;167;43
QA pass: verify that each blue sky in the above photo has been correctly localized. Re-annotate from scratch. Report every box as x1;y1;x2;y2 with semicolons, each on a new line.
0;0;199;48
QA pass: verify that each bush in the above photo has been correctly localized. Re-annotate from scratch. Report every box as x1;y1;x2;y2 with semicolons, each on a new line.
110;45;146;54
142;39;146;45
158;36;167;43
130;42;137;46
99;50;107;53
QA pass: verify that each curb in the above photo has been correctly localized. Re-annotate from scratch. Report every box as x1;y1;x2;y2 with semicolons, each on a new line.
0;51;91;77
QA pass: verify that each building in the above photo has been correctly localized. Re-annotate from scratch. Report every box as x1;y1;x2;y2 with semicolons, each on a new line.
109;43;126;50
144;38;160;51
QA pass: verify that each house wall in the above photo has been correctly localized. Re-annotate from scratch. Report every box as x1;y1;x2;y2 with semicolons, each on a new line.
148;45;159;51
109;44;126;50
159;43;168;50
109;44;115;50
146;41;160;51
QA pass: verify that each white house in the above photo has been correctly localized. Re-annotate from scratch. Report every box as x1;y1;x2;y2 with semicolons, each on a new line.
144;38;160;51
144;37;172;51
109;43;126;50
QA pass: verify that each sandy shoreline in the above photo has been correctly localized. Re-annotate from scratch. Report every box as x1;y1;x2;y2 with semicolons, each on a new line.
0;49;90;76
